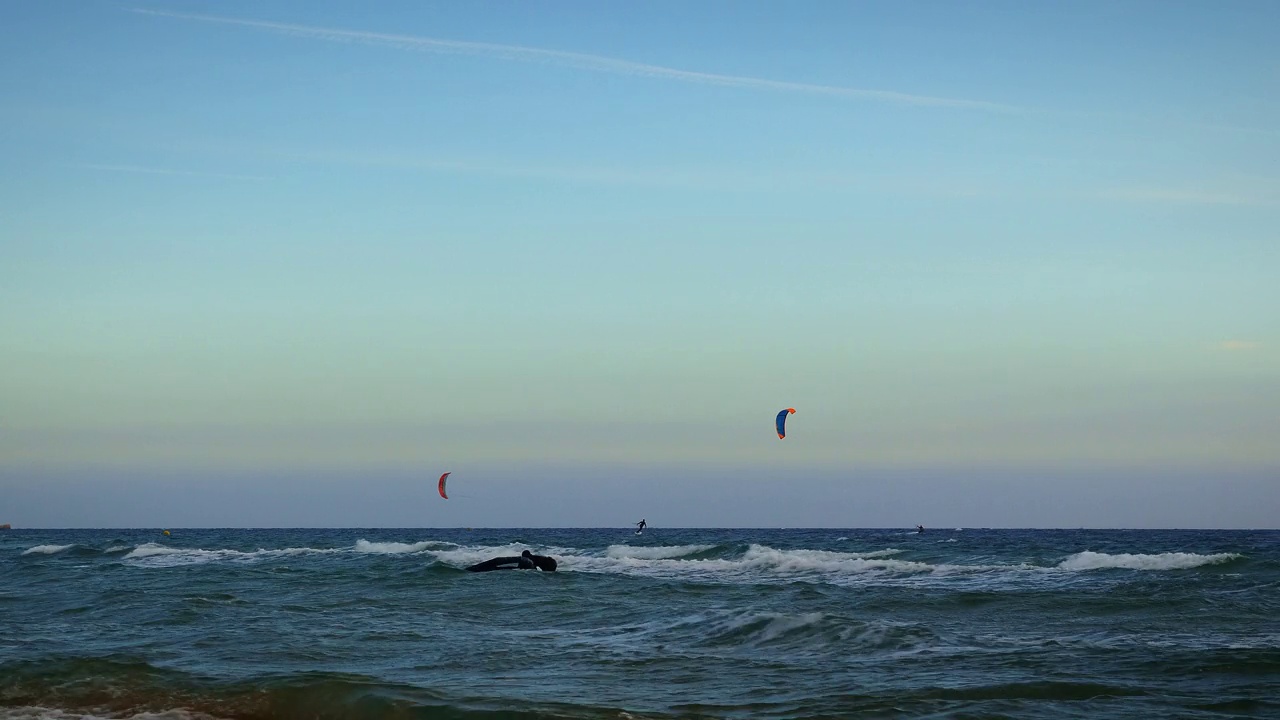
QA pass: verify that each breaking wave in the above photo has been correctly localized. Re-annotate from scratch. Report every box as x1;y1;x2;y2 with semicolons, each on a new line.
559;544;938;584
351;539;457;554
1056;551;1242;571
15;537;1250;587
22;545;75;556
605;544;715;560
122;543;340;568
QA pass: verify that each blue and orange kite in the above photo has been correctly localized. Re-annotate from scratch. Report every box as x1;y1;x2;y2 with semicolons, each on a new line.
776;408;796;439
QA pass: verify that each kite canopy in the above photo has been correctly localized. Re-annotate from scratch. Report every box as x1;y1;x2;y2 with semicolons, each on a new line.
776;408;796;439
438;472;451;500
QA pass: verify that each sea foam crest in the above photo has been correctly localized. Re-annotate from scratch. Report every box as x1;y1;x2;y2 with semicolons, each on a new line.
21;544;74;555
352;539;458;554
605;544;714;560
739;545;919;573
122;543;338;567
1057;551;1241;571
564;544;918;581
111;538;464;566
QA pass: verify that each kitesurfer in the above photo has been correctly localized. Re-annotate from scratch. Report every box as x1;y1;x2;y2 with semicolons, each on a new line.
466;549;557;572
636;519;647;532
916;525;925;534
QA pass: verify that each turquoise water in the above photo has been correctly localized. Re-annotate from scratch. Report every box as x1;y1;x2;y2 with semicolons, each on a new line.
3;528;1278;718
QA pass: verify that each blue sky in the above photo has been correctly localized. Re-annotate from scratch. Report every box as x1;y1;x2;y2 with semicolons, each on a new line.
2;1;1277;527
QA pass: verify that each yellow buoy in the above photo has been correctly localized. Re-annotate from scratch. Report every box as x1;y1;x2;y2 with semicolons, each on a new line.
163;530;171;536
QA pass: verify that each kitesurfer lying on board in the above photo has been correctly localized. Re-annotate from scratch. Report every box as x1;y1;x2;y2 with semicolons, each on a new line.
466;549;557;572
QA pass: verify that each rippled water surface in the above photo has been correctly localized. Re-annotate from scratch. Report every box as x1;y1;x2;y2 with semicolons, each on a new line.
3;528;1278;718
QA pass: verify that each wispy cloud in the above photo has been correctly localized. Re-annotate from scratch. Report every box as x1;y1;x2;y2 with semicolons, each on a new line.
76;163;267;180
1220;340;1262;351
128;8;1018;112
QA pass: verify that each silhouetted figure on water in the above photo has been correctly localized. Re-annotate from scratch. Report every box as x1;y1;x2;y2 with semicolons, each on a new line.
466;550;557;572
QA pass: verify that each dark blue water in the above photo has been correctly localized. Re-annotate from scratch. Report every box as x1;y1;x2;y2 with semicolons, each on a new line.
3;528;1278;719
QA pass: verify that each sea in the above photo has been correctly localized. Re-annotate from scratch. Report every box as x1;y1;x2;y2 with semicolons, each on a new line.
2;528;1278;719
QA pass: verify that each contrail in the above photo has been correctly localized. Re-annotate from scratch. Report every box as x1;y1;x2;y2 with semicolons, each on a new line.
128;8;1019;111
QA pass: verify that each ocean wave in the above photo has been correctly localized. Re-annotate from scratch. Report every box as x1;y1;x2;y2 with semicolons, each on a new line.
1057;551;1242;571
21;544;74;556
688;610;938;654
122;543;340;568
0;708;222;720
27;536;1247;583
107;538;484;567
426;542;576;569
561;544;930;583
604;544;715;560
0;656;627;720
740;545;913;572
557;544;1243;585
540;609;940;657
115;539;465;566
352;539;458;554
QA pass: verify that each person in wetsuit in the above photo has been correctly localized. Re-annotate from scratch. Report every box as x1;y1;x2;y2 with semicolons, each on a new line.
636;519;647;532
465;549;557;572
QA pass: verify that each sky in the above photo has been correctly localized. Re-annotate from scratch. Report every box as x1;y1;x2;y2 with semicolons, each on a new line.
1;0;1277;528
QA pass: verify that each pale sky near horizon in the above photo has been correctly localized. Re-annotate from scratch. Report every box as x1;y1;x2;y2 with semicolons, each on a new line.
2;1;1277;527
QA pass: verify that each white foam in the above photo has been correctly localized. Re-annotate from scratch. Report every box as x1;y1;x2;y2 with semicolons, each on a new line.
110;538;462;567
352;539;457;554
122;543;339;567
742;545;922;574
21;544;73;555
104;545;131;553
1057;551;1241;571
124;543;188;559
605;544;714;560
428;542;578;569
562;544;923;582
750;611;828;643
